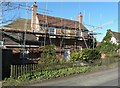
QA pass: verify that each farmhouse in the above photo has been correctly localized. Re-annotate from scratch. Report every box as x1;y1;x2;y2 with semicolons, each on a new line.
0;2;97;79
0;2;94;63
30;2;93;51
109;31;120;45
109;30;120;55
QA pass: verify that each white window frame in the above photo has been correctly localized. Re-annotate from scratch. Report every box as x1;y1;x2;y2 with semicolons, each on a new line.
0;41;3;46
49;27;56;38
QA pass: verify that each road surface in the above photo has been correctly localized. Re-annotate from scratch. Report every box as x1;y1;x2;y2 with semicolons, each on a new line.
29;67;118;86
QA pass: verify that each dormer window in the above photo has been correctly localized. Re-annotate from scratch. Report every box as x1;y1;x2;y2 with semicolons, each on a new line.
48;27;56;38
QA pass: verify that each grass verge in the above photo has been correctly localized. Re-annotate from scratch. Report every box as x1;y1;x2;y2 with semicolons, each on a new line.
2;62;118;86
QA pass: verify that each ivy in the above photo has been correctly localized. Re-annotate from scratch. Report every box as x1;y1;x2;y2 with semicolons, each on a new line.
102;29;112;43
96;29;118;57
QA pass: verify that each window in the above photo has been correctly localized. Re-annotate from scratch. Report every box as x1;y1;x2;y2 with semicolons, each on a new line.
76;30;83;37
49;27;56;38
0;41;3;46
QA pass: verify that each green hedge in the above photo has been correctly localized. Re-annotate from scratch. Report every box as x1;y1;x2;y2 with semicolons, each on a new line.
70;49;101;63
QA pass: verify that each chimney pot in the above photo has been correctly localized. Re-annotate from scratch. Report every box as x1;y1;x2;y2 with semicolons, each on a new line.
78;12;83;23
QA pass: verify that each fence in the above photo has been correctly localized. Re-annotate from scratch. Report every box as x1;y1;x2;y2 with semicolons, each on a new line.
101;57;119;65
10;58;119;78
10;62;84;78
11;64;38;78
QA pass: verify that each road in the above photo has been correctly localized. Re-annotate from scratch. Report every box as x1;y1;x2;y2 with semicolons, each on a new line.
29;67;118;86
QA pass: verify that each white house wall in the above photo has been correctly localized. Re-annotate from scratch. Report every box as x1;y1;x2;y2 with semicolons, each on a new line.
110;36;118;45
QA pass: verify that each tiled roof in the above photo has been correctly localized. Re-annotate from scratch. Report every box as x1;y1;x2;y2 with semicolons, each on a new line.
37;14;88;31
2;31;37;45
4;37;19;45
4;18;31;30
111;31;120;42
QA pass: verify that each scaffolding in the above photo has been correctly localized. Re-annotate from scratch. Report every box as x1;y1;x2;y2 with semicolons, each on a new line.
0;2;96;61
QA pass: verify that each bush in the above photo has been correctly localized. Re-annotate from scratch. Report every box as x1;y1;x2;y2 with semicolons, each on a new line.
40;45;57;64
82;49;101;62
70;49;101;63
70;52;79;62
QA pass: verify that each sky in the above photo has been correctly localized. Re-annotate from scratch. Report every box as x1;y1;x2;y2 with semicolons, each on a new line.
1;2;118;42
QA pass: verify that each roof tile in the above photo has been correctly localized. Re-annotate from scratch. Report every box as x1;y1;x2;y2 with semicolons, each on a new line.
37;14;88;31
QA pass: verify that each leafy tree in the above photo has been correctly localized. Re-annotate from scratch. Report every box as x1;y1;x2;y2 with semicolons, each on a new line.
96;29;118;57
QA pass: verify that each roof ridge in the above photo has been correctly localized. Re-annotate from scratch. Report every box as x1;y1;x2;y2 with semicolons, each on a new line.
36;13;79;23
111;31;120;34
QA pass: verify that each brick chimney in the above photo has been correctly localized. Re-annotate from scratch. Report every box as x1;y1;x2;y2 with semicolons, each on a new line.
77;12;83;23
31;2;37;31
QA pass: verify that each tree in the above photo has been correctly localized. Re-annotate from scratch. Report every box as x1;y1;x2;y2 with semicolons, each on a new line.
96;29;118;56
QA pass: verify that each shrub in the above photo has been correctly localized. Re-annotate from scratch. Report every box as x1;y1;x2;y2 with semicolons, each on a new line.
70;49;101;63
40;45;60;64
41;45;56;59
70;52;79;62
82;49;101;62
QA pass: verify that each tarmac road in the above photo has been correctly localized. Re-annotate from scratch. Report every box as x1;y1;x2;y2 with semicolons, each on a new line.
30;67;118;86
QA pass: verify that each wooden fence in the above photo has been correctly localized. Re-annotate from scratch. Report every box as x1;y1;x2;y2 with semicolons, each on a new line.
10;58;119;78
10;64;39;78
10;62;84;78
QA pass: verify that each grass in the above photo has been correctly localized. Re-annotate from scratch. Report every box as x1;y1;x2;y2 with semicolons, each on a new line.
3;66;90;86
2;61;118;86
